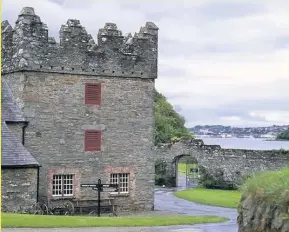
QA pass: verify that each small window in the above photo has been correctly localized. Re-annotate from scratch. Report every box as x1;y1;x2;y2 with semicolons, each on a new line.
85;83;101;105
110;173;129;193
85;130;101;151
52;174;74;197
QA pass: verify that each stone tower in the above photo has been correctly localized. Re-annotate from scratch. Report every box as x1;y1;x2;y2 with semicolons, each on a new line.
2;6;158;212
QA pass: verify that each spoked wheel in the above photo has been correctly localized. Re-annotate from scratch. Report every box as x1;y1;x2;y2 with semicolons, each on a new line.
109;212;117;217
64;211;70;216
41;204;52;215
32;202;44;215
65;200;75;215
88;210;97;216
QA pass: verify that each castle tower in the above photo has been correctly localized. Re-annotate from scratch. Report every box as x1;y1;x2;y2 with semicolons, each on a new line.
2;7;158;212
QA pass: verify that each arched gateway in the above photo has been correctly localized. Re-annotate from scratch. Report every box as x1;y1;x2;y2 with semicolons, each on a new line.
172;154;199;188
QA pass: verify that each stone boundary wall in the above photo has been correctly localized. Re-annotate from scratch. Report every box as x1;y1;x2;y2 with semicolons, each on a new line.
238;194;289;232
2;7;158;79
154;139;289;184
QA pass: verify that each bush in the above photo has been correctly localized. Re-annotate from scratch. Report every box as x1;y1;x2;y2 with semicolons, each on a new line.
155;175;166;186
241;166;289;206
198;166;238;190
155;175;175;187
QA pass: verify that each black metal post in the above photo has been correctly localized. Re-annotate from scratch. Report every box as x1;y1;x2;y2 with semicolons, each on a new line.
22;122;29;145
97;179;101;217
186;161;187;188
36;166;40;202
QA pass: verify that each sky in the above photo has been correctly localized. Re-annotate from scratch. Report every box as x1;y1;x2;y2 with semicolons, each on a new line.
2;0;289;128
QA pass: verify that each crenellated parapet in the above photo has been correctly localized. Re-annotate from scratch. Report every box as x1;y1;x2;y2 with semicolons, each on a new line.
2;7;158;78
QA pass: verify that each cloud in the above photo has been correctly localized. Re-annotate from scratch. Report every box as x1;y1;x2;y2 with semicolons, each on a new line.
195;1;265;20
2;0;289;127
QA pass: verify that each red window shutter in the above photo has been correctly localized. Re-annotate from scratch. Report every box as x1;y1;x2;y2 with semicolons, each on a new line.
85;83;101;105
85;130;101;151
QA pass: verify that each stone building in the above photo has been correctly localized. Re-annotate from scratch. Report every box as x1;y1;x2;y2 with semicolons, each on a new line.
2;79;40;212
2;7;158;212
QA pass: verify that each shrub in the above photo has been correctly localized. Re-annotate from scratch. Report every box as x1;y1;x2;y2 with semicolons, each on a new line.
198;166;238;190
241;166;289;206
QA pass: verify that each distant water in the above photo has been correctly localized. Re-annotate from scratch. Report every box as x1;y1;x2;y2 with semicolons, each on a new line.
197;137;289;150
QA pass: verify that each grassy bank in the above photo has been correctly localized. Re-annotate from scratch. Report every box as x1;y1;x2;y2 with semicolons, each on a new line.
174;188;241;208
2;213;228;228
241;166;289;205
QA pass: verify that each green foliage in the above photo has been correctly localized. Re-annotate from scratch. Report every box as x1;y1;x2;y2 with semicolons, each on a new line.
241;166;289;206
277;129;289;140
178;163;198;174
154;89;193;145
198;166;238;190
154;160;176;186
155;175;175;187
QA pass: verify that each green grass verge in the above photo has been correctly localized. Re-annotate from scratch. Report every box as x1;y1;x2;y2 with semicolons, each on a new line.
178;163;197;174
178;163;186;174
174;188;241;208
241;166;289;205
2;213;228;228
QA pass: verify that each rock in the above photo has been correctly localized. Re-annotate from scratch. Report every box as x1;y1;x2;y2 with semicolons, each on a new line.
238;193;289;232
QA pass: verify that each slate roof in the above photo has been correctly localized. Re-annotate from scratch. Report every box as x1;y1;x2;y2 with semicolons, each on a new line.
2;79;26;122
2;122;39;167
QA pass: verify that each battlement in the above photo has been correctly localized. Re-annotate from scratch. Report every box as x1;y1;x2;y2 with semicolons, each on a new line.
2;7;158;78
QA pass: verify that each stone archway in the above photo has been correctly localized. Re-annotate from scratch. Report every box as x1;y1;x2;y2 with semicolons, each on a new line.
155;154;200;188
172;154;199;188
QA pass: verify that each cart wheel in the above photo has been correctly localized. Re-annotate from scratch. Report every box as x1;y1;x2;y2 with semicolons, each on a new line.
64;211;70;216
88;210;96;216
33;210;42;215
65;200;75;215
42;204;50;215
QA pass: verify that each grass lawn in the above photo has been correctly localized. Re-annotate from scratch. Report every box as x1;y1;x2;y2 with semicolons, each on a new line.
2;213;228;228
178;163;186;174
174;188;241;208
178;163;197;174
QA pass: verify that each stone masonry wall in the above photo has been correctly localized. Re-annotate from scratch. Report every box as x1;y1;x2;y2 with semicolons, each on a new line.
155;140;289;186
2;168;38;212
2;7;158;79
238;194;289;232
3;71;155;212
6;123;25;143
2;6;158;212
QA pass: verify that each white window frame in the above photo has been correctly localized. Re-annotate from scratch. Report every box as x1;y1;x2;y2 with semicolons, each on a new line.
110;173;129;194
52;174;74;197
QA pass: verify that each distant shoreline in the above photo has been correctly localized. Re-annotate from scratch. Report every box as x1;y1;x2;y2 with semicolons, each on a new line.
196;137;289;142
196;136;274;140
193;136;289;150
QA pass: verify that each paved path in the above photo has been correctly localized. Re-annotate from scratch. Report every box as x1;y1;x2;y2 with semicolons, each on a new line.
3;175;238;232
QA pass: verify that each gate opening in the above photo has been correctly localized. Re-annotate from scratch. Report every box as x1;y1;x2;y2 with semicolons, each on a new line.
177;156;199;188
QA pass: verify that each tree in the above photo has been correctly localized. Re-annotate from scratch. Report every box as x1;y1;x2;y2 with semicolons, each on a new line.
276;129;289;140
154;89;193;145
